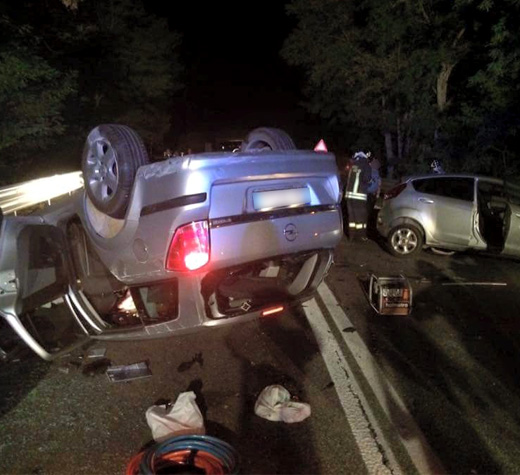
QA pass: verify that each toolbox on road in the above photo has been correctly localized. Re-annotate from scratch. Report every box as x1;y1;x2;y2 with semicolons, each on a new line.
368;274;412;316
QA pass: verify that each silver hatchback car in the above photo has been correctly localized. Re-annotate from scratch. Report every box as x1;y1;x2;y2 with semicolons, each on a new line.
377;174;520;258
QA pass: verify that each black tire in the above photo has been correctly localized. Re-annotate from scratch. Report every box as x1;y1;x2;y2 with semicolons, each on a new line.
240;127;296;152
387;223;423;257
82;124;149;219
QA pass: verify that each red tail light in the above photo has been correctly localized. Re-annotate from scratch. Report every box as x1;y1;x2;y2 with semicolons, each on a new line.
166;220;210;271
384;183;406;200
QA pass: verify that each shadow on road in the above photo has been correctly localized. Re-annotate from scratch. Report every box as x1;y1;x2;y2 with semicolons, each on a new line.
225;313;321;474
0;308;78;419
0;352;51;418
363;253;520;474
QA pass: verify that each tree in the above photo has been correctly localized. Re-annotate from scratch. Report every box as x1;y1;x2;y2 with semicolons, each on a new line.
282;0;433;172
3;0;184;155
282;0;520;177
0;15;76;182
69;0;184;151
451;0;520;175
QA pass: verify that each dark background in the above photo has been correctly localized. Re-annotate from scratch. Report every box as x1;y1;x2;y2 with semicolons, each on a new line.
3;0;520;181
147;1;322;150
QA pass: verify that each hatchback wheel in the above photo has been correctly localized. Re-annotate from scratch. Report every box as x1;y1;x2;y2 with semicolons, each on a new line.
388;224;423;257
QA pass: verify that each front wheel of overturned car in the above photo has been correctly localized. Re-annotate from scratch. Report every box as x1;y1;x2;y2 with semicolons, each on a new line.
388;224;423;257
240;127;296;152
82;124;150;219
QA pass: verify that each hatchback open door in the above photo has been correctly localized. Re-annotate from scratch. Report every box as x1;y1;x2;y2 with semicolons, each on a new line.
0;216;93;360
503;202;520;257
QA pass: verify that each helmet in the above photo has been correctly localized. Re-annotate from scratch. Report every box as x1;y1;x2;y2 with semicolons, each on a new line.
431;160;445;174
353;151;370;161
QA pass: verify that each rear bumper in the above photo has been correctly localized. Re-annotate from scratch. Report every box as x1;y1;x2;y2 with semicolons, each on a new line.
202;249;334;319
93;249;334;341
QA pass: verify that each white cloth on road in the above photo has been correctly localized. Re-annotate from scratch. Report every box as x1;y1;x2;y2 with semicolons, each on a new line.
146;391;205;442
254;384;311;423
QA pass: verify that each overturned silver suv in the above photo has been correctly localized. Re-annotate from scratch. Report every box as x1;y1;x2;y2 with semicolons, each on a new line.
0;125;342;360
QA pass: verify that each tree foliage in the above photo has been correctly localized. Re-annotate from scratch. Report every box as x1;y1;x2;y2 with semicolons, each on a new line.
0;0;184;183
0;15;76;181
68;0;184;146
282;0;520;177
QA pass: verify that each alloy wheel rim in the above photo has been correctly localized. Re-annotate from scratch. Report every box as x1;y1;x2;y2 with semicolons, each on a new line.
84;139;119;204
391;228;418;254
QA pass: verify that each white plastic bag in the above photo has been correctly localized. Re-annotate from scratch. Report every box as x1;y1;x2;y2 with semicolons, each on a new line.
146;391;205;442
254;384;311;423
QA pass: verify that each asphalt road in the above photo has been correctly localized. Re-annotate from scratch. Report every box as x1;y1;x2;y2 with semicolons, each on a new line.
1;235;520;474
0;302;368;474
326;236;520;474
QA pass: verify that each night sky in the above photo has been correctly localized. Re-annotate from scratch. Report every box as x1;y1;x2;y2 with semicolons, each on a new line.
147;1;310;144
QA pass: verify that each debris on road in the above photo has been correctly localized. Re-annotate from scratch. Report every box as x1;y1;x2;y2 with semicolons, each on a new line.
441;281;507;287
414;277;508;287
106;360;151;383
177;352;203;372
367;274;412;316
87;347;107;359
254;384;311;423
146;391;205;442
82;357;111;376
56;356;83;377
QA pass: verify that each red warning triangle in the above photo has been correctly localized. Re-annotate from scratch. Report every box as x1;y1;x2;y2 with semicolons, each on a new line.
314;139;328;152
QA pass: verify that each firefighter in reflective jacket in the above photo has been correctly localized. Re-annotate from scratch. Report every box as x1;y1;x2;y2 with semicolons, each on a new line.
344;151;372;240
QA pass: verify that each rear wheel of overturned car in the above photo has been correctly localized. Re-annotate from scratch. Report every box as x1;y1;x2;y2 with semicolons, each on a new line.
82;124;149;219
388;224;423;257
240;127;296;152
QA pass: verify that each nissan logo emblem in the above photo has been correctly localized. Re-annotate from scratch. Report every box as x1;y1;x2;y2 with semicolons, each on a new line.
284;223;298;242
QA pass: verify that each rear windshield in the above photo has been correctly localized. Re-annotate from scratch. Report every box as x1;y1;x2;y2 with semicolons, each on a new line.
412;177;475;202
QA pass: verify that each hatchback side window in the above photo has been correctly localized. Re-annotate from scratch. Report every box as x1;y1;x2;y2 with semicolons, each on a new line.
413;177;474;202
412;178;438;195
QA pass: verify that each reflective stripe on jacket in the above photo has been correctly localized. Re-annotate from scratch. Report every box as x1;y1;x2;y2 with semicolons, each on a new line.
344;164;369;201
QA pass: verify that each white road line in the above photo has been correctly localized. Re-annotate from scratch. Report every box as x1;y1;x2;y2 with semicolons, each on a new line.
303;298;392;475
317;282;445;475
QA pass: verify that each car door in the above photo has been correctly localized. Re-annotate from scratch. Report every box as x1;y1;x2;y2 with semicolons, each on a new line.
0;216;96;360
502;182;520;256
502;203;520;256
412;177;476;246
